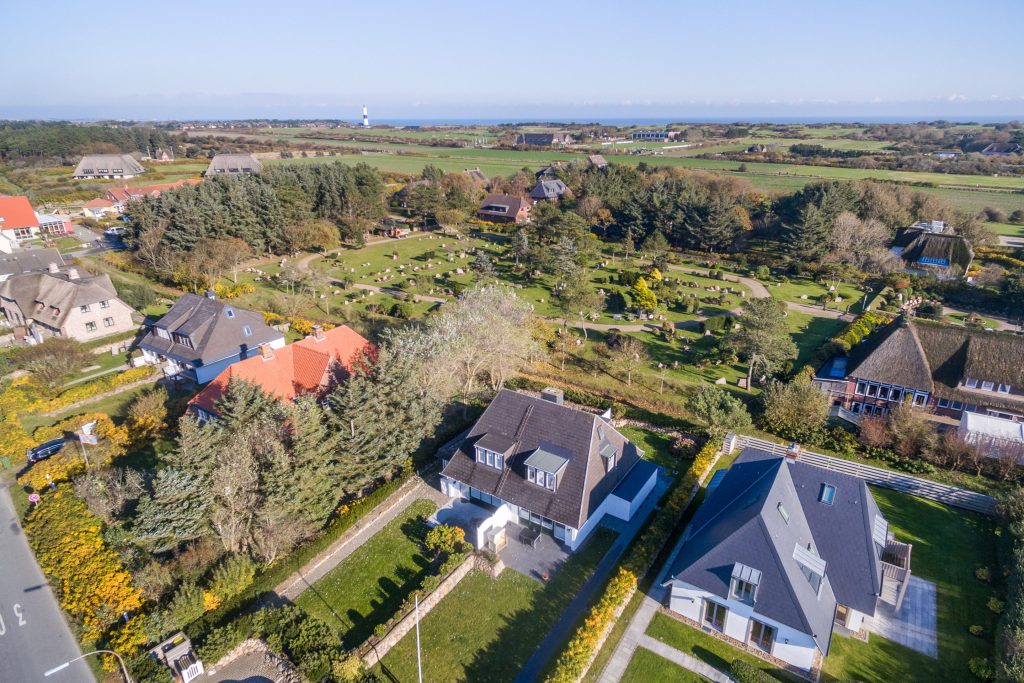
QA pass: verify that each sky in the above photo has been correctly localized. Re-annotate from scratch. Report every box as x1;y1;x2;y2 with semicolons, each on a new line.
2;0;1023;122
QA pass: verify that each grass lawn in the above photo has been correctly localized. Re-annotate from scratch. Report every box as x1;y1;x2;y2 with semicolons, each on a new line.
20;382;153;433
617;425;688;473
784;310;847;368
646;612;805;683
621;647;707;682
946;310;1000;330
377;528;616;683
295;498;437;648
768;278;866;313
988;221;1024;239
820;487;998;683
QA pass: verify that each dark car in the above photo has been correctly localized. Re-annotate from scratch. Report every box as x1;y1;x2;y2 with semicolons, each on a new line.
27;439;65;463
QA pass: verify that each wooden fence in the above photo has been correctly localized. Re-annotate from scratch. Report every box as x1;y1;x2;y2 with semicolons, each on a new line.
724;433;997;516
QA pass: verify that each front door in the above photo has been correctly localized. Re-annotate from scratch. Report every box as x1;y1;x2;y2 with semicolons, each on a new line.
553;523;566;541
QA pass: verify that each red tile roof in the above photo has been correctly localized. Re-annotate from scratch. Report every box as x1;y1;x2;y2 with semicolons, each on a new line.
84;198;116;209
0;195;39;231
188;325;373;414
104;178;201;204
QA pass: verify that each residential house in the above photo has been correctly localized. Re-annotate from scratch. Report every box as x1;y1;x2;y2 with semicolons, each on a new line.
588;154;609;169
909;219;949;234
932;149;962;160
439;388;660;551
476;194;531;224
514;132;573;147
0;196;72;251
0;266;137;342
535;162;565;180
188;324;371;421
138;292;285;384
981;142;1023;156
814;316;1024;424
72;154;145;179
103;179;202;210
393;179;431;208
746;144;769;154
664;447;911;673
530;179;568;203
0;248;64;283
204;154;263;175
83;198;119;219
151;147;174;162
631;130;678;142
890;226;973;277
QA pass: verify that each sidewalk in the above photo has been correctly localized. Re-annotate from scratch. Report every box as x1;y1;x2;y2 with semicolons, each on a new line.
273;476;448;601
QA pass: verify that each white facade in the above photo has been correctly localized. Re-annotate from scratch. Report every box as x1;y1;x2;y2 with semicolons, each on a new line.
667;580;822;672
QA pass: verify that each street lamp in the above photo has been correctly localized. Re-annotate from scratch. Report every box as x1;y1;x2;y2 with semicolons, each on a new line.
44;650;132;683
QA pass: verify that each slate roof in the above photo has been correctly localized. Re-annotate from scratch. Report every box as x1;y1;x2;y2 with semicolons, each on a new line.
0;270;122;328
73;154;145;177
0;248;64;279
138;293;282;367
441;390;644;529
205;154;263;175
893;228;973;271
530;179;568;201
667;448;887;652
982;142;1023;155
515;133;570;146
0;195;40;231
189;324;371;413
836;317;1024;407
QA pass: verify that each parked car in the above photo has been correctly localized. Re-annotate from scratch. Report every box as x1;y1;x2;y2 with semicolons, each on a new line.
27;439;65;463
104;226;126;237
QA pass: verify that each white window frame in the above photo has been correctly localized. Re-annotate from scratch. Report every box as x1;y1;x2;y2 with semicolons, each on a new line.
965;378;978;389
855;381;866;396
912;392;927;407
731;578;756;604
103;317;115;327
545;471;556;491
85;321;97;332
79;304;90;313
998;384;1011;394
938;398;950;408
100;300;110;309
982;381;995;392
527;465;536;483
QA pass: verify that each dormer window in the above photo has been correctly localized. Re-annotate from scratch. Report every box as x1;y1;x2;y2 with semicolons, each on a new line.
793;544;826;596
730;563;761;605
982;381;995;392
600;442;617;472
965;378;978;389
524;447;568;492
475;447;504;470
80;304;91;313
999;384;1012;394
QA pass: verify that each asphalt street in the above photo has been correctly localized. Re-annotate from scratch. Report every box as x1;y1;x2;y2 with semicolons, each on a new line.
0;483;94;683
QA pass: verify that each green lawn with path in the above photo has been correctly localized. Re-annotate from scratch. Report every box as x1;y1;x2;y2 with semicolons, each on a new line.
377;528;616;683
295;498;438;648
621;647;707;682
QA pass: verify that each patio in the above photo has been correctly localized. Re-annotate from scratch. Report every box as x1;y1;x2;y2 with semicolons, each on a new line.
868;576;938;658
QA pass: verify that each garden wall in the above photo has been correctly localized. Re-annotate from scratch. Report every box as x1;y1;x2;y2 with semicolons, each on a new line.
360;554;503;668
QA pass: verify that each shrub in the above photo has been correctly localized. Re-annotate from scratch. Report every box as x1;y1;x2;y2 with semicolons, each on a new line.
730;659;775;683
207;555;257;605
969;656;994;681
976;567;993;582
425;524;465;557
373;623;388;639
195;617;252;664
700;314;732;334
390;301;415;319
970;624;986;637
989;597;1006;614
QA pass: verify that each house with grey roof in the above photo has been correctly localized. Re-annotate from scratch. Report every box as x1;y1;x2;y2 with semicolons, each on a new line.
138;291;284;384
204;154;263;176
0;248;64;283
73;154;146;179
514;132;573;147
664;447;911;672
530;179;568;203
476;194;531;224
0;266;137;342
440;388;659;551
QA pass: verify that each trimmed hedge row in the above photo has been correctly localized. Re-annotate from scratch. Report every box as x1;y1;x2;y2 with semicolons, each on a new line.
731;658;777;683
546;441;718;682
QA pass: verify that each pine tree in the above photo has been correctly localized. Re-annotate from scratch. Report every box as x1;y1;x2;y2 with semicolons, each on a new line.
131;469;211;552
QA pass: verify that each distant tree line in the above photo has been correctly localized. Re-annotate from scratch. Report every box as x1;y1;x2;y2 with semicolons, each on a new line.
0;122;173;162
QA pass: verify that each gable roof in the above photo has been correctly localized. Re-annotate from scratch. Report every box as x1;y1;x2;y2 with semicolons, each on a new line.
0;270;122;328
0;248;64;279
982;142;1023;155
477;194;529;217
73;154;145;176
105;179;201;204
138;293;283;368
0;196;40;231
189;324;372;413
668;448;885;651
441;390;643;529
530;179;568;201
205;154;263;175
588;154;609;168
844;317;934;390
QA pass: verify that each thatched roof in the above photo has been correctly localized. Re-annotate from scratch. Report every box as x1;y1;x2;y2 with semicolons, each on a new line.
894;228;973;271
845;317;933;390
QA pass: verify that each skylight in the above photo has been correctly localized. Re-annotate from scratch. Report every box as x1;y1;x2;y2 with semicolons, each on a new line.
819;484;837;505
777;502;790;524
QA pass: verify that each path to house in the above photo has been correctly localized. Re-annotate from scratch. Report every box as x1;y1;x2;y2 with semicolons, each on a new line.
636;634;733;683
511;471;672;683
272;475;448;602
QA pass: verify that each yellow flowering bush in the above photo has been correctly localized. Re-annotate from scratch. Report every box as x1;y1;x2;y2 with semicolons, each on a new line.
19;414;128;490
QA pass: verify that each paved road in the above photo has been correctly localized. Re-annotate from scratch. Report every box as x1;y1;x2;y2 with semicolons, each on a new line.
0;483;93;683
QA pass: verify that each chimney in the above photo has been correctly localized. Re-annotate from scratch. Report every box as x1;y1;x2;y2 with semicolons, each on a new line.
259;343;274;361
204;289;216;300
66;268;79;280
784;443;801;460
312;324;325;341
540;387;564;405
47;262;59;273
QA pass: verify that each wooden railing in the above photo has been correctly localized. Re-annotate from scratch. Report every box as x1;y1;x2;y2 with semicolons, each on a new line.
723;434;997;516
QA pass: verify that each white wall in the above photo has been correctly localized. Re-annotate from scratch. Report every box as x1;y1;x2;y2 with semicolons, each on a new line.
667;581;820;672
475;503;513;548
844;608;865;632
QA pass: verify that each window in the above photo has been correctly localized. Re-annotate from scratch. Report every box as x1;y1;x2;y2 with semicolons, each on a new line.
85;321;97;332
999;384;1012;394
854;382;866;396
242;325;252;337
965;378;979;389
938;398;950;408
103;317;114;327
982;381;995;392
749;620;776;654
100;300;110;309
777;502;790;524
155;327;170;340
79;304;91;313
819;483;837;505
486;450;494;467
951;401;964;411
527;466;536;483
913;392;927;407
476;449;485;464
496;454;504;469
732;578;757;604
703;601;727;632
877;386;890;400
545;472;555;491
225;308;235;318
793;544;826;596
851;402;862;414
866;384;878;397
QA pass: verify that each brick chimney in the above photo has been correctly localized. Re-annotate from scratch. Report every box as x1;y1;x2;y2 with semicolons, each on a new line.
259;343;274;361
66;268;79;280
312;324;325;341
784;443;801;460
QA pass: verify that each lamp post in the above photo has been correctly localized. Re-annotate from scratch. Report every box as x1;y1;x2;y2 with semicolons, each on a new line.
44;650;132;683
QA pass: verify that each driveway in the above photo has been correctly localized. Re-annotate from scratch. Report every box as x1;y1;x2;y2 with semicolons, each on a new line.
0;483;93;682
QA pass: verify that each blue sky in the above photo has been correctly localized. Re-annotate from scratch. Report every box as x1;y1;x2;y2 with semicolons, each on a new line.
2;0;1022;121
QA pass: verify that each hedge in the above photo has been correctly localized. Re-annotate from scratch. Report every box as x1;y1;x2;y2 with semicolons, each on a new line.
546;440;719;682
731;658;777;683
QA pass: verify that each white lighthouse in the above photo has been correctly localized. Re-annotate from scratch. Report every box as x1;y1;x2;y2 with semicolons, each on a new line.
362;105;369;128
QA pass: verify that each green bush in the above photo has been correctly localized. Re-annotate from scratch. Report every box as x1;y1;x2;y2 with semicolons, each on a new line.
970;624;986;637
989;597;1006;614
730;658;776;683
976;567;992;582
700;315;732;334
252;606;338;681
196;616;253;664
207;555;256;605
969;656;995;681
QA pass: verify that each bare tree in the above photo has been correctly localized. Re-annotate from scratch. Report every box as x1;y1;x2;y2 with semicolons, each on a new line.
251;511;313;565
209;435;261;553
826;212;895;273
73;468;144;525
133;220;171;273
611;336;649;386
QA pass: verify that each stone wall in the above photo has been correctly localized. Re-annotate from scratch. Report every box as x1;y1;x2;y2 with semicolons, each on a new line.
361;554;503;668
207;638;302;683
